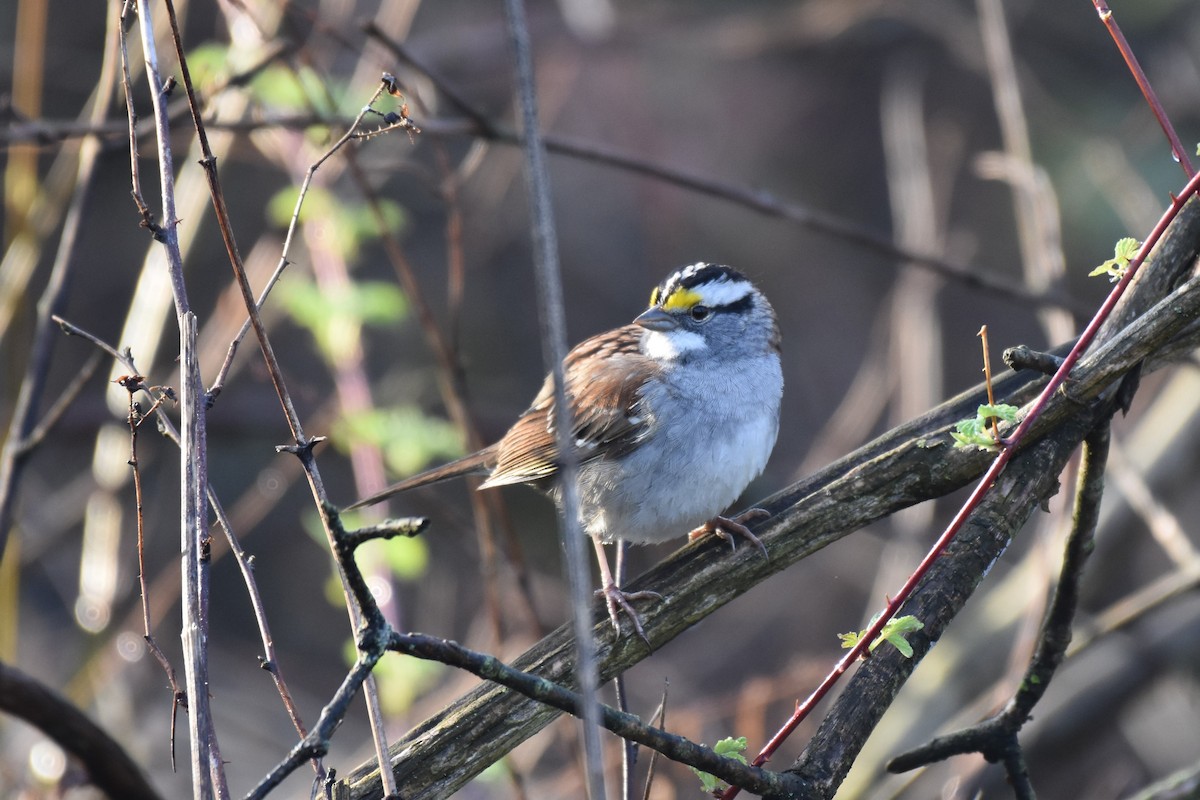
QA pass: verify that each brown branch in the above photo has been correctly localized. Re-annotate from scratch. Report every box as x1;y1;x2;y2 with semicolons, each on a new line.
339;195;1200;799
782;405;1103;798
52;313;323;786
121;374;187;770
0;659;164;800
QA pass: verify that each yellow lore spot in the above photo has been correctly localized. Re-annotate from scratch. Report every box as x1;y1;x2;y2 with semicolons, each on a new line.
659;287;702;312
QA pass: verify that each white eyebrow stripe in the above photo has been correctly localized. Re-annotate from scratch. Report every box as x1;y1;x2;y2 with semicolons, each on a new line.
696;279;753;307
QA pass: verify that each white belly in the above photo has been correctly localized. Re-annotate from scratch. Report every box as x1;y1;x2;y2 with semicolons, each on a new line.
575;353;783;545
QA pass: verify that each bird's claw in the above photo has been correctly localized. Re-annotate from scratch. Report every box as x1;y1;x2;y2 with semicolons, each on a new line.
596;584;663;646
689;509;771;560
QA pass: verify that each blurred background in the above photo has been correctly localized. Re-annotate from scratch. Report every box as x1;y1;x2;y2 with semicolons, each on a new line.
4;0;1200;797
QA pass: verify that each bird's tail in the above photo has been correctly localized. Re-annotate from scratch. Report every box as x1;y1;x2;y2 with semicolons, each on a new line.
343;446;497;510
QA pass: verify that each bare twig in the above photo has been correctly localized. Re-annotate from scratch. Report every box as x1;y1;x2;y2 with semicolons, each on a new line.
977;0;1073;344
978;325;1001;443
15;350;102;455
120;373;187;770
1092;0;1195;178
54;311;325;781
362;24;1082;316
385;631;790;796
126;1;223;794
157;0;425;789
501;2;606;797
246;655;384;800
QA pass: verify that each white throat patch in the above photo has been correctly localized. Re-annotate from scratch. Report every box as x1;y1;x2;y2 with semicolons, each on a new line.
643;329;706;360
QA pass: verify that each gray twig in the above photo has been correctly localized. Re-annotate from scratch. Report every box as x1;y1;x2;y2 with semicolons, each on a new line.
501;1;606;798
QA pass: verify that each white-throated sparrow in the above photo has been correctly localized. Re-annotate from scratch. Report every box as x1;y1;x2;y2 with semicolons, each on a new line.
347;263;783;640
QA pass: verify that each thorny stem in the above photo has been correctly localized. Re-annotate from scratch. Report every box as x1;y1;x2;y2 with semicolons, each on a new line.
720;141;1200;800
1092;0;1195;178
122;375;187;771
160;0;421;788
56;313;321;779
887;423;1111;788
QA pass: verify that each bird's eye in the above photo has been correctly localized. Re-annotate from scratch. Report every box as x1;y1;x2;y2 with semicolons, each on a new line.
689;305;711;322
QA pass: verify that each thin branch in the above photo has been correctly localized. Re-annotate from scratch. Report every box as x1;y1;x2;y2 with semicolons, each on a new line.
384;631;792;797
0;659;164;800
159;1;423;791
121;374;187;771
10;349;101;457
340;195;1200;799
245;655;383;800
53;312;324;780
362;24;1083;316
0;104;1093;317
501;2;606;798
1092;0;1195;178
127;1;222;795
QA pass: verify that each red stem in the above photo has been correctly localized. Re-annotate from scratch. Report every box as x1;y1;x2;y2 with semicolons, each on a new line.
720;165;1200;800
1092;0;1195;178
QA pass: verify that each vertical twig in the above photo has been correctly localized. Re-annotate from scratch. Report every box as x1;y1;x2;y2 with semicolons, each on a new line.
978;325;1001;443
159;6;415;783
127;1;222;794
121;374;187;771
500;1;607;797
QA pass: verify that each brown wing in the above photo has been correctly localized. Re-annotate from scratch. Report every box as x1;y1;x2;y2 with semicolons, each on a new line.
480;325;657;488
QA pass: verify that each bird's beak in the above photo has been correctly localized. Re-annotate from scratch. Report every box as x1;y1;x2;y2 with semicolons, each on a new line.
633;306;677;332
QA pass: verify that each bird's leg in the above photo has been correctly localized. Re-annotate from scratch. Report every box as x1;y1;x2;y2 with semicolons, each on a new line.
592;535;662;645
688;508;771;559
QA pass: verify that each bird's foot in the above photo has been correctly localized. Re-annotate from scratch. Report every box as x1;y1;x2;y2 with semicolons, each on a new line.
596;583;663;645
688;509;771;559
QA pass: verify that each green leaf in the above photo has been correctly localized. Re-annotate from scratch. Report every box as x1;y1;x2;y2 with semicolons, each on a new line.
951;403;1019;451
690;736;749;793
839;615;924;658
249;63;337;115
837;630;864;650
1089;237;1140;282
186;43;232;92
277;277;407;361
977;403;1019;423
371;653;443;717
878;615;923;657
335;406;463;478
267;187;407;260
